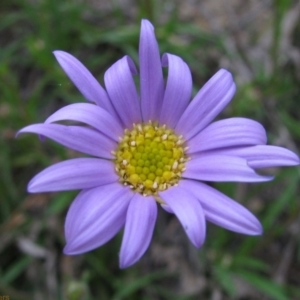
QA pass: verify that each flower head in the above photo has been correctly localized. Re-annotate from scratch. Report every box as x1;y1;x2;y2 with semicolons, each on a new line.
18;20;299;268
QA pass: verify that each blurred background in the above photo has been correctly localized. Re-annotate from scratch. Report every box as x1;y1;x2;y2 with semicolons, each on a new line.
1;0;300;299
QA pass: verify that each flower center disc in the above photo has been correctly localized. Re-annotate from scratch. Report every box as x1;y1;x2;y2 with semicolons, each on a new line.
114;121;187;196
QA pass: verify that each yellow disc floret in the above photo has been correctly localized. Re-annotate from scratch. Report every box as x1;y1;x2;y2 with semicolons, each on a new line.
114;121;188;196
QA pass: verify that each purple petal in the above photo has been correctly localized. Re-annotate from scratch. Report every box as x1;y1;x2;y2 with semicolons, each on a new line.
187;118;267;154
28;158;118;192
139;19;164;122
104;56;142;128
161;204;173;214
64;183;133;254
176;69;236;140
207;145;300;169
120;194;157;268
53;51;118;119
159;184;206;248
180;180;262;235
18;123;115;159
45;103;123;141
159;53;192;128
183;154;273;182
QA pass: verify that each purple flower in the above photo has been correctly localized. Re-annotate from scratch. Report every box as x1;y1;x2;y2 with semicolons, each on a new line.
18;20;299;268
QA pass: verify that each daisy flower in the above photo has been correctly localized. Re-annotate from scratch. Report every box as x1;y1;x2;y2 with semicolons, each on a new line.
18;20;299;268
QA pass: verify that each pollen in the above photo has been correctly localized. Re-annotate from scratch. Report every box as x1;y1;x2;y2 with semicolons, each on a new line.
114;121;187;196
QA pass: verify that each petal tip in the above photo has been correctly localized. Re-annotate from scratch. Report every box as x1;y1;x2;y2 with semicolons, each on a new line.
247;217;263;236
27;180;37;193
15;129;22;138
189;228;206;249
53;51;75;65
53;50;66;59
217;68;235;89
63;242;84;256
63;244;75;255
218;68;233;78
259;175;275;182
192;237;205;249
141;19;154;30
252;222;263;236
119;261;128;269
119;256;137;269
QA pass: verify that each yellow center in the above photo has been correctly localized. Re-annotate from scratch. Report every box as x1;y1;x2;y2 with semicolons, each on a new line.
114;121;187;196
